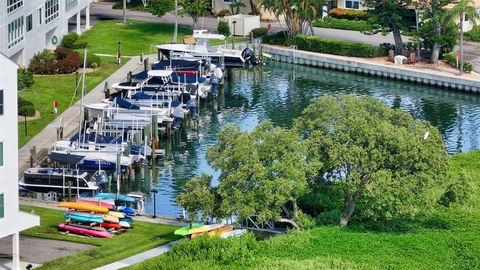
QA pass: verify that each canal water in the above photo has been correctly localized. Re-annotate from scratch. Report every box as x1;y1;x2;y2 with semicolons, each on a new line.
126;61;480;217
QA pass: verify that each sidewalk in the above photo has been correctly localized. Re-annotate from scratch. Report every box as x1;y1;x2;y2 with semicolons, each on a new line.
17;57;144;177
93;241;178;270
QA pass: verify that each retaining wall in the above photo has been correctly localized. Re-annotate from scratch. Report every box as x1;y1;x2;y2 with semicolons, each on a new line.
261;45;480;93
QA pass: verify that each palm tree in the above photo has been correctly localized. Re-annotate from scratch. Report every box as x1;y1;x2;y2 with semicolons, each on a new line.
449;0;479;74
230;0;246;15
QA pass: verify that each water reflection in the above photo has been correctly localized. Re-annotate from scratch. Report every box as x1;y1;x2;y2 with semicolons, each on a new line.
129;62;480;217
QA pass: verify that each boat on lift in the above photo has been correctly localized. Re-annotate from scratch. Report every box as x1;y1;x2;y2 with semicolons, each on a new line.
156;30;258;67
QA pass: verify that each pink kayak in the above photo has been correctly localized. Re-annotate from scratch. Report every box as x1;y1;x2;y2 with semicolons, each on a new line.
58;223;112;238
76;198;114;210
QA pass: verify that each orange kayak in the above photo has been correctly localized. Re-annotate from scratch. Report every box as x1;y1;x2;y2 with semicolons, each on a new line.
101;222;121;229
58;202;109;213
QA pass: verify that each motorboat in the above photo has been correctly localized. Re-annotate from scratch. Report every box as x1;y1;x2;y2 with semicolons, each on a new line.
156;30;259;67
20;167;99;195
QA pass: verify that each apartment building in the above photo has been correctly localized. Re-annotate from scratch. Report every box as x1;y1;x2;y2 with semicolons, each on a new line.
0;0;92;66
0;52;40;270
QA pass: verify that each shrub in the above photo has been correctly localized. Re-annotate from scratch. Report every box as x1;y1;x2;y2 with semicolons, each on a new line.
17;68;35;91
439;172;476;206
465;26;480;42
18;97;36;117
379;43;395;56
251;27;268;38
29;48;80;75
218;9;231;17
262;31;294;46
218;20;230;37
443;53;473;72
61;32;78;49
313;17;375;32
294;211;316;229
328;8;370;21
295;35;381;58
79;51;102;68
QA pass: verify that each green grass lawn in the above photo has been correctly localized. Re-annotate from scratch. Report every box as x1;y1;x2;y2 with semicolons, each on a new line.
18;57;123;147
76;20;249;56
126;150;480;270
20;205;180;270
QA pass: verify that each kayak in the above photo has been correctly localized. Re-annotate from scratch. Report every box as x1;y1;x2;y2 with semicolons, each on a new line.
64;211;103;223
188;224;225;235
76;198;114;210
117;206;136;216
95;193;135;203
59;223;112;238
58;202;109;213
119;221;131;228
191;226;234;238
101;222;121;229
221;229;247;239
108;211;125;218
119;217;134;223
103;214;119;224
174;223;204;236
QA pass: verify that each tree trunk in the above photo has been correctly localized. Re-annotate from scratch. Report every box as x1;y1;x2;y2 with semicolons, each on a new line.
460;11;464;75
278;218;300;229
430;21;441;64
339;194;359;227
281;204;291;219
293;199;298;219
192;16;198;30
392;27;404;55
249;0;258;15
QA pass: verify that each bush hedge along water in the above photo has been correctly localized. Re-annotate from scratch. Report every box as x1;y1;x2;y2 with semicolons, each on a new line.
295;35;381;57
443;53;473;72
313;17;375;32
251;27;268;38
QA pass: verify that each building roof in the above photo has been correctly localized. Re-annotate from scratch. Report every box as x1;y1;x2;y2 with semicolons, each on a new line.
444;0;480;9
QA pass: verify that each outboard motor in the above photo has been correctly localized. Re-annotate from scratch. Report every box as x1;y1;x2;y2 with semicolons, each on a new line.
187;98;197;120
96;172;109;193
209;74;220;97
241;48;259;66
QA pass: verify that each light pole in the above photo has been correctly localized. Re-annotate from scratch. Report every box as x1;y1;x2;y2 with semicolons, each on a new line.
232;20;237;49
151;189;158;218
123;0;127;24
415;8;421;59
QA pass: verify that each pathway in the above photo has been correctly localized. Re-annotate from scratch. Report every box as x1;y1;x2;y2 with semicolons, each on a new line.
17;57;143;177
92;241;178;270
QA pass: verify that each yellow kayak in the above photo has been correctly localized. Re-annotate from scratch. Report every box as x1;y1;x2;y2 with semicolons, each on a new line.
108;211;125;218
191;225;234;238
58;202;109;213
188;224;225;235
102;214;120;224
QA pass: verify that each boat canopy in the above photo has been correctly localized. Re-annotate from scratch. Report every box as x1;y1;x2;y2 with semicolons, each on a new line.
193;30;225;40
148;70;173;77
50;152;85;165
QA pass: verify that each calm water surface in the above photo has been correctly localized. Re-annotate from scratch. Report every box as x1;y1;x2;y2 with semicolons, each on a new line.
125;62;480;217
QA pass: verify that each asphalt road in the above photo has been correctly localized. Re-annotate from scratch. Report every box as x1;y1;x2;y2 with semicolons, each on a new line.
88;2;480;73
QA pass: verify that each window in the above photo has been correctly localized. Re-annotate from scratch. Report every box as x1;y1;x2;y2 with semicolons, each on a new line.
45;0;59;24
7;17;24;49
0;142;3;167
0;90;3;115
66;0;78;12
38;7;43;25
345;0;360;9
0;194;4;219
26;14;33;32
7;0;23;13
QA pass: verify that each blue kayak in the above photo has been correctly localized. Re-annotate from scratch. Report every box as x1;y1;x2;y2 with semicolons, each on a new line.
64;212;103;223
95;193;135;203
117;206;136;216
119;217;134;223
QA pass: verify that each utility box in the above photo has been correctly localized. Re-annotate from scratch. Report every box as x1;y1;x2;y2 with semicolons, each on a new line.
219;14;261;36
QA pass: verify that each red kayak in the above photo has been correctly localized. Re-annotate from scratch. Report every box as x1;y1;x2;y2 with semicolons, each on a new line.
59;223;112;238
101;222;121;229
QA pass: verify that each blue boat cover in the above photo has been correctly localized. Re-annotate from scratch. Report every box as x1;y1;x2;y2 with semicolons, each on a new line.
152;60;201;70
115;98;140;110
50;152;85;165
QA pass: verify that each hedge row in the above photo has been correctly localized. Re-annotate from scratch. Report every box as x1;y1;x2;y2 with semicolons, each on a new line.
262;33;381;58
328;8;370;21
313;17;375;32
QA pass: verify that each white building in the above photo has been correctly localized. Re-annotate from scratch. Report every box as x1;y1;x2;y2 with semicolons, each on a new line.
0;53;39;270
0;0;92;66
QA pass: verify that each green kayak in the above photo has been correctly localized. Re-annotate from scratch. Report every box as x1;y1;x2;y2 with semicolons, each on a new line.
174;223;204;236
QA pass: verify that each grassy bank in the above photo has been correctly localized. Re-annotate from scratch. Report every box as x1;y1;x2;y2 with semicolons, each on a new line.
18;57;123;147
126;150;480;270
20;205;180;270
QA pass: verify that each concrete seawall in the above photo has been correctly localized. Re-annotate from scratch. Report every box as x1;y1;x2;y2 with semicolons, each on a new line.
260;44;480;93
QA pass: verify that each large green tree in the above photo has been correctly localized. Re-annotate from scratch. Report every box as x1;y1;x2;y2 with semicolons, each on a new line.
207;122;310;223
177;173;216;227
364;0;413;55
295;95;449;227
149;0;175;17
